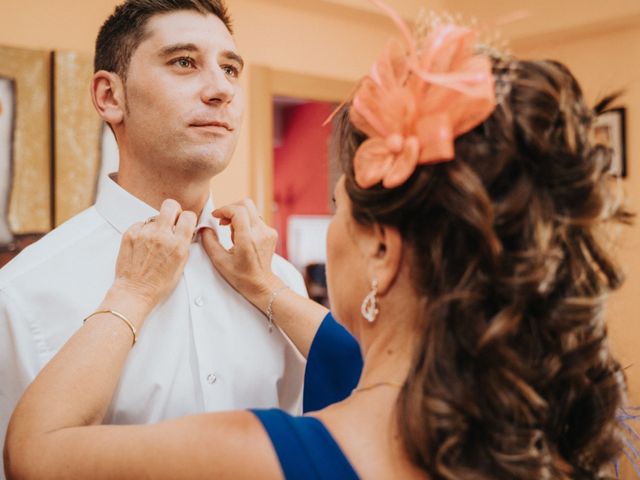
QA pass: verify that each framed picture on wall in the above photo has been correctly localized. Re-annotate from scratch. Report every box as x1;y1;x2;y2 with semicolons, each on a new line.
0;45;51;255
0;76;14;247
593;107;627;178
54;51;119;227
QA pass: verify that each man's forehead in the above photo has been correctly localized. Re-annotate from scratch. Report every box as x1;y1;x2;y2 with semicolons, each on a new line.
140;10;237;54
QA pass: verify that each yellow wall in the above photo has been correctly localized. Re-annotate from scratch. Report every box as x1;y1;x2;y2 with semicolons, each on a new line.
1;0;638;408
516;24;640;405
446;0;640;43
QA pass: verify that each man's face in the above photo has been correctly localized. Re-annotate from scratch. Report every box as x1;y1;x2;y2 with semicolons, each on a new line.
119;10;245;179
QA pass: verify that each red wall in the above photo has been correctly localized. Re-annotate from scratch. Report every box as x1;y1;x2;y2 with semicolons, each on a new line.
273;102;333;258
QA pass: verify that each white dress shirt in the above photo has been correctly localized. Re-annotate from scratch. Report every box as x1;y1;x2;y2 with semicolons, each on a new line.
0;175;306;477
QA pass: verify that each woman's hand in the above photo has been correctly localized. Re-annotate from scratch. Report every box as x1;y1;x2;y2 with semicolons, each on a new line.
202;199;282;312
105;199;197;319
203;198;328;356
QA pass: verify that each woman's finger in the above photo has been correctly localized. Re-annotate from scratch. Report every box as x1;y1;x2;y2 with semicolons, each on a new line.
212;205;252;246
116;222;142;270
212;200;249;222
122;222;143;247
174;211;198;241
156;199;182;230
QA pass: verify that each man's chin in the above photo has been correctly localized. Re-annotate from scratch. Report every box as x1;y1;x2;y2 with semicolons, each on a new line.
181;152;231;179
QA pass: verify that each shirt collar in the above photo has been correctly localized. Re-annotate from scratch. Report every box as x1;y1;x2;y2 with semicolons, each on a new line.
95;173;219;240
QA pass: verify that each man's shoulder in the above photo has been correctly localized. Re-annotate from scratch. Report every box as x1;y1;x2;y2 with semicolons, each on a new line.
0;206;108;290
272;255;308;297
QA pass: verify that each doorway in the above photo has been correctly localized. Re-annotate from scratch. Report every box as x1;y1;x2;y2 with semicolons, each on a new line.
250;67;352;304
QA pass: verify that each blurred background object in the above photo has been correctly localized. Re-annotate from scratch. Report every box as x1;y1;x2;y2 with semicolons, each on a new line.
0;45;51;267
305;263;329;307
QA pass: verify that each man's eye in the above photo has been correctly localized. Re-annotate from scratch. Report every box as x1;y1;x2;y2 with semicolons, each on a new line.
174;57;195;69
222;64;240;78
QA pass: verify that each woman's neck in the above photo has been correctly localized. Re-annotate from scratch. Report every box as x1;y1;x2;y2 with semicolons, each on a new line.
355;306;420;391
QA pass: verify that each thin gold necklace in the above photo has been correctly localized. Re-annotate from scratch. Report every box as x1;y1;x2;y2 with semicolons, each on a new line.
352;381;403;394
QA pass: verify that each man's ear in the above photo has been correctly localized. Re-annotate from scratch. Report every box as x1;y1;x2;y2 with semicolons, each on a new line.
91;71;125;127
364;224;403;296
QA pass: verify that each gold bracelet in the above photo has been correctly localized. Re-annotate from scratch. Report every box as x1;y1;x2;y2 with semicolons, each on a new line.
83;310;137;347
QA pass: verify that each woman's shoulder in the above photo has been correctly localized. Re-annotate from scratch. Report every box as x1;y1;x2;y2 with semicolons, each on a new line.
251;408;360;480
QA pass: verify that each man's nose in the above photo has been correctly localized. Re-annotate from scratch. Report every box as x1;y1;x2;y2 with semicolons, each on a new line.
201;66;234;105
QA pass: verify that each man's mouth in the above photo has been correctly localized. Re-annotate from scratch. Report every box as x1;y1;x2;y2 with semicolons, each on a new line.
190;120;233;132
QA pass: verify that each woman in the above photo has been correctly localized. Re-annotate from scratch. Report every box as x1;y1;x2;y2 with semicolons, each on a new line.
4;5;632;479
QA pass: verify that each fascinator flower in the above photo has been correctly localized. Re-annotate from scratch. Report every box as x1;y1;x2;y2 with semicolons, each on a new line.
350;1;497;189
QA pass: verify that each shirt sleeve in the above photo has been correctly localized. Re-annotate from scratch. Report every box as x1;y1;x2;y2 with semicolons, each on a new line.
303;312;363;413
0;289;42;479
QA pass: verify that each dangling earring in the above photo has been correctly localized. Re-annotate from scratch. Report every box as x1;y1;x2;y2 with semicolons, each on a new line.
361;279;379;323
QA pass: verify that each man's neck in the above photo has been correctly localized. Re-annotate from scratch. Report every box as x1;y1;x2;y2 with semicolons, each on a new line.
116;162;211;215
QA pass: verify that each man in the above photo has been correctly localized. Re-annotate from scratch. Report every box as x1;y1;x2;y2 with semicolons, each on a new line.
0;1;306;475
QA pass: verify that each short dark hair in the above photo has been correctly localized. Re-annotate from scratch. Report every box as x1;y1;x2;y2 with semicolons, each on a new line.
94;0;232;80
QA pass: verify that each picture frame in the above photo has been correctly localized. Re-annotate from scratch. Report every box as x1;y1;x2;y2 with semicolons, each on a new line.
0;45;52;240
0;76;15;246
593;107;627;178
54;51;119;227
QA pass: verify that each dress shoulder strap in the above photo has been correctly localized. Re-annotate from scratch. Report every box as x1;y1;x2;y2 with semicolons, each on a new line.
251;408;359;480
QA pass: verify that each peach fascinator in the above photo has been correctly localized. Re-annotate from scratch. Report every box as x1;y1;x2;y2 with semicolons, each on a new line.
348;0;497;189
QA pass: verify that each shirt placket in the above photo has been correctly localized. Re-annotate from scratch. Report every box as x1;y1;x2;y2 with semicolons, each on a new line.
183;244;226;412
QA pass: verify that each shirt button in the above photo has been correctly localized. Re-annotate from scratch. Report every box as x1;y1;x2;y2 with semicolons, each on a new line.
194;296;205;307
206;373;217;384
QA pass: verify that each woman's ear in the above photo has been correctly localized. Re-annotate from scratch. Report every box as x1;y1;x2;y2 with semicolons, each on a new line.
364;224;403;296
90;71;125;127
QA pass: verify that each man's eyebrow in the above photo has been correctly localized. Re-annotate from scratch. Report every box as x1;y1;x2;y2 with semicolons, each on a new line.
159;43;199;57
222;50;245;70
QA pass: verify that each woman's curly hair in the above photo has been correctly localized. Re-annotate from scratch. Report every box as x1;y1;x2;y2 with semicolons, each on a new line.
336;59;632;479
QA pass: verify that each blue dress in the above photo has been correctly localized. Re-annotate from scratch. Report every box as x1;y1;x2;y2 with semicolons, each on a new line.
251;313;363;479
